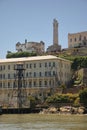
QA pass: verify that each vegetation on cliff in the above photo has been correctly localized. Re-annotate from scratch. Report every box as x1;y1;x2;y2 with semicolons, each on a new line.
6;51;37;58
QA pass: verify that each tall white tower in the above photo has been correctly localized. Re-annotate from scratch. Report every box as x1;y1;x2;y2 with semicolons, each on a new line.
53;19;58;45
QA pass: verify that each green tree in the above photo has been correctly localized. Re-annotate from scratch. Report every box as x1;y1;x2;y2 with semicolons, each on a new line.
71;57;87;71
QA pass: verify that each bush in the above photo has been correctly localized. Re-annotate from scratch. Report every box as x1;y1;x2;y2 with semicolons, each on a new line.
46;93;78;105
6;51;37;58
79;88;87;107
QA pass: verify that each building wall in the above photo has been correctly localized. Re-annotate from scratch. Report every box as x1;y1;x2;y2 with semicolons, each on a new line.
0;55;71;107
16;41;45;54
68;31;87;48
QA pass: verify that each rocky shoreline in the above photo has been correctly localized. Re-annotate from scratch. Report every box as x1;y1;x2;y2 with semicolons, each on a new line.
39;106;87;114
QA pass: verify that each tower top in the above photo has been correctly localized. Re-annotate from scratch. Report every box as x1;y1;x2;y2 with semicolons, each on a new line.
53;19;58;24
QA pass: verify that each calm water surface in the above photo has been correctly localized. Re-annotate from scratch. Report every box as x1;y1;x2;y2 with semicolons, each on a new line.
0;114;87;130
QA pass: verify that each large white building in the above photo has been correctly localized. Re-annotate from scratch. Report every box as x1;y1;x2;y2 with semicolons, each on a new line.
0;55;71;108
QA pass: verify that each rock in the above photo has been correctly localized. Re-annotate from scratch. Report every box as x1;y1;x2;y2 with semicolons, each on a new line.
77;107;85;114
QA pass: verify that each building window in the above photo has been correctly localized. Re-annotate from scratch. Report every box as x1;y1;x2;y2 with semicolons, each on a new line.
34;63;36;68
26;64;28;68
3;65;5;70
84;36;86;40
79;35;81;41
34;81;36;87
0;66;2;71
3;82;6;88
45;62;47;67
3;74;5;79
34;72;36;77
8;65;10;70
53;62;55;67
53;71;55;76
29;72;32;77
13;82;16;88
70;39;72;42
0;74;2;79
26;72;28;77
8;82;10;88
8;74;10;79
39;72;42;77
29;81;32;87
48;71;51;76
74;38;76;42
39;81;42;87
49;80;51;86
14;73;16;78
83;42;86;45
45;81;47;86
45;71;47;76
39;63;42;68
49;62;51;67
0;82;2;88
30;64;32;68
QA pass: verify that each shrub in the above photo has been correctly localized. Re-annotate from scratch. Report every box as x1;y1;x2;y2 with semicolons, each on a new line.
79;88;87;107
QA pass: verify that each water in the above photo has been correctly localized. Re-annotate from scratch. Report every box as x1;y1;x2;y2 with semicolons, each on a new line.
0;114;87;130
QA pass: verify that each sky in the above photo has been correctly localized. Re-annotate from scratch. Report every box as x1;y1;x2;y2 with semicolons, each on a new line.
0;0;87;59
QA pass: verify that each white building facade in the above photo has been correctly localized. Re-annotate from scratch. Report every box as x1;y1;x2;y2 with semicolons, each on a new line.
0;55;71;107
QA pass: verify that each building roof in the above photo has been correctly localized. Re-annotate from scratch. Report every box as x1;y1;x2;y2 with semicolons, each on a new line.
0;55;71;63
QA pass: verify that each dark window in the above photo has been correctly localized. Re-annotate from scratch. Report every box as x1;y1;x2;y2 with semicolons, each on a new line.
29;81;32;87
8;82;10;88
26;72;28;77
0;82;2;88
39;63;41;67
48;71;51;76
45;81;47;86
8;65;10;70
39;81;42;87
0;66;2;71
84;36;86;40
79;35;81;41
3;65;5;70
30;64;32;68
45;71;47;76
26;64;28;68
45;62;47;67
3;82;6;88
34;63;36;68
34;72;36;77
8;74;10;79
70;39;72;42
53;71;55;76
49;62;51;67
75;38;76;42
29;72;32;77
34;81;36;86
53;62;55;67
49;80;51;85
0;74;2;79
39;72;42;77
84;42;86;45
3;74;5;79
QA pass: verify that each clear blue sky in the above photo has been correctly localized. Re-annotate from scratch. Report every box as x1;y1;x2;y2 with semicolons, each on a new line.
0;0;87;58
